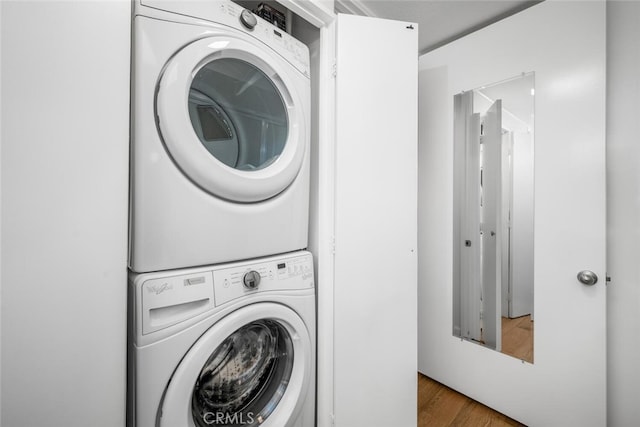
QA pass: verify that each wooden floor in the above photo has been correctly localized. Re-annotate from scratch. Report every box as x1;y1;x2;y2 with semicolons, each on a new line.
501;315;533;363
417;374;526;427
417;316;533;426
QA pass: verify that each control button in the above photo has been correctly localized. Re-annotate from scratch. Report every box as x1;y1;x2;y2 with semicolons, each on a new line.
243;270;261;290
240;9;257;30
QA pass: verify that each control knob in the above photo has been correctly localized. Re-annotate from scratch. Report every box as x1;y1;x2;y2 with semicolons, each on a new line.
243;270;261;290
239;9;257;30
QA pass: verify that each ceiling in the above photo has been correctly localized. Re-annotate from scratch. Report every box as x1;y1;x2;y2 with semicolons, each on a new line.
335;0;541;54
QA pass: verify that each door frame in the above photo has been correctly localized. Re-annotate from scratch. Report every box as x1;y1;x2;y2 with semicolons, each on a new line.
272;3;337;427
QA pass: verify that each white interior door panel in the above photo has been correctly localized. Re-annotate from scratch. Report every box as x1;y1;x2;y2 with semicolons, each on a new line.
418;1;606;425
334;13;418;427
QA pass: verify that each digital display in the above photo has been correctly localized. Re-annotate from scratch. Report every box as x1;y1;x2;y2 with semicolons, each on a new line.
277;263;286;269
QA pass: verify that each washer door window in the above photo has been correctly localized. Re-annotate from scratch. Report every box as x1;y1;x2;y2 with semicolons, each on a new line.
159;304;311;427
192;319;293;426
157;36;307;203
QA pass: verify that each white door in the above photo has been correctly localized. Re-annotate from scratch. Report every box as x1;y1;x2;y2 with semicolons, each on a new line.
333;13;418;427
156;36;307;202
418;1;606;426
479;99;503;351
454;96;503;352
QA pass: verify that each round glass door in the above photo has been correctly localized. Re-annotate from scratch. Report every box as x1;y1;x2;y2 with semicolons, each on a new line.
191;320;293;426
156;36;307;203
189;58;288;172
157;303;311;427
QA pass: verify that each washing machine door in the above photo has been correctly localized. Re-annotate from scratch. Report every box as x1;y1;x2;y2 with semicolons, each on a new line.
156;34;308;203
159;303;311;427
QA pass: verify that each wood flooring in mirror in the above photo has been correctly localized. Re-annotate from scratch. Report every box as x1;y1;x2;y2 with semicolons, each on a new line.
501;315;534;363
417;374;526;427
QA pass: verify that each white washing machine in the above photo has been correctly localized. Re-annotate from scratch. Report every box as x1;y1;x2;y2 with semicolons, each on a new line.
129;0;311;273
128;251;315;427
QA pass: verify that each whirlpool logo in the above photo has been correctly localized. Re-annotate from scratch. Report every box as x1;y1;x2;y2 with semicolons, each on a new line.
146;282;173;295
202;412;256;425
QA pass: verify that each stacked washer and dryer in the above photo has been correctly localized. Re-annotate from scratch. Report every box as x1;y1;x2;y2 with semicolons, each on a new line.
127;1;314;426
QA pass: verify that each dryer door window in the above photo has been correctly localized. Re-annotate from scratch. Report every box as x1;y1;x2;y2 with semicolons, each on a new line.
157;36;308;203
191;319;293;426
189;58;288;172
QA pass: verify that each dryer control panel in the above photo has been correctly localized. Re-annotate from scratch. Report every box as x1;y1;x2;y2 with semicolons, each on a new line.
213;252;314;306
137;0;310;77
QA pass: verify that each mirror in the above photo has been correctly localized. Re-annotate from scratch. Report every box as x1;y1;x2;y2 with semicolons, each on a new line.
452;72;535;363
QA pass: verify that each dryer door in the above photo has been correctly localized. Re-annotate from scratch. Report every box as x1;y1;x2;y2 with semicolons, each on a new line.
159;303;311;427
156;35;308;203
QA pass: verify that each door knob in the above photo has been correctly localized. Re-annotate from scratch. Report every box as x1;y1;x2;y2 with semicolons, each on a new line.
577;270;598;286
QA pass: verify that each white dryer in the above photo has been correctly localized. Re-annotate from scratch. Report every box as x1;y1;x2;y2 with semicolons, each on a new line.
128;251;315;427
130;0;311;272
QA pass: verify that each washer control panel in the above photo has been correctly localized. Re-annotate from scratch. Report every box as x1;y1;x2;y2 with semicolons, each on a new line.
132;251;313;341
213;252;314;307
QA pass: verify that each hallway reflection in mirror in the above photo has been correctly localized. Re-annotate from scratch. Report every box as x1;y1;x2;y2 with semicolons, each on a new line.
452;73;534;363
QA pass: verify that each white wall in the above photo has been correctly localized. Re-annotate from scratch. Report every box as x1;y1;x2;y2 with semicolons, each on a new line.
606;1;640;425
0;2;130;426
